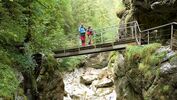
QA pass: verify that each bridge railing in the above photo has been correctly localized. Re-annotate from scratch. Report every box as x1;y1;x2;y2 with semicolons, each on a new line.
58;22;137;51
57;21;177;51
134;21;177;49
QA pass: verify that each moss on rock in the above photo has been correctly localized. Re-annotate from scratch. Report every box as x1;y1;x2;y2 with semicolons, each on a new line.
114;43;177;100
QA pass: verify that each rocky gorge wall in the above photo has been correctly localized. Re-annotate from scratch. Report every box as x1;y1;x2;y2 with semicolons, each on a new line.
114;1;177;99
117;0;177;28
113;43;177;100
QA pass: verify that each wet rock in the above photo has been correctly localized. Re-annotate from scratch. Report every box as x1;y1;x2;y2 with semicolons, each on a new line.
96;88;113;96
114;45;177;100
84;67;102;76
156;46;171;53
38;71;64;100
170;55;177;66
65;83;94;99
95;78;114;88
98;67;113;79
64;66;116;100
160;62;177;74
80;75;98;85
156;46;177;62
113;54;125;78
163;51;176;61
85;52;109;69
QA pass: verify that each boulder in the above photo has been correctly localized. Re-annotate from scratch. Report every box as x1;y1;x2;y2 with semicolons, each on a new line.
160;62;177;75
80;75;98;85
156;46;177;62
96;88;114;96
94;78;114;88
85;52;109;69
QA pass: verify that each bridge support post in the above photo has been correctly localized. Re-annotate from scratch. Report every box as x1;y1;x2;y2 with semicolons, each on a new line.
170;24;174;49
134;23;140;45
124;24;127;37
93;32;96;45
131;26;134;39
64;45;66;55
101;32;103;44
148;31;150;44
139;29;141;45
117;29;120;41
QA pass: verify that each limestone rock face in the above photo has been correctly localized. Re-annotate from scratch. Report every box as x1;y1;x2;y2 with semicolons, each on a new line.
64;67;116;100
85;53;109;69
80;75;98;85
118;0;177;27
94;78;114;88
38;71;65;100
117;0;177;42
114;45;177;100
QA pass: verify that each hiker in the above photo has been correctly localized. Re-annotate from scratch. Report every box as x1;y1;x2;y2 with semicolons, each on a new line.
86;26;93;45
79;24;86;46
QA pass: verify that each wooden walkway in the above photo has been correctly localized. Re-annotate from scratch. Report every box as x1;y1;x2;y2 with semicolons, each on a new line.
54;21;177;58
54;39;136;58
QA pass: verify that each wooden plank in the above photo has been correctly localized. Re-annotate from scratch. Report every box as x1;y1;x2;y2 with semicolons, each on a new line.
65;48;79;52
54;50;65;54
98;43;113;48
54;43;135;58
53;39;135;54
80;45;95;50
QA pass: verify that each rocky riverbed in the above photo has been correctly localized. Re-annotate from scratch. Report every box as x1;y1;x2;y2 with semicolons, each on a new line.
63;66;116;100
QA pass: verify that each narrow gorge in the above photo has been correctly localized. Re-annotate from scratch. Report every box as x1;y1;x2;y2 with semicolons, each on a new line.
1;0;177;100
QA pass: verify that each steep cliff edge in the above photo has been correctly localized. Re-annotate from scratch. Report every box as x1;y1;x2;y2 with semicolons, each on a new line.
114;43;177;100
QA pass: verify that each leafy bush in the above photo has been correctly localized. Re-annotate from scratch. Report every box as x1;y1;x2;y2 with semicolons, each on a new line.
59;56;86;71
108;51;119;67
0;63;19;97
125;43;166;76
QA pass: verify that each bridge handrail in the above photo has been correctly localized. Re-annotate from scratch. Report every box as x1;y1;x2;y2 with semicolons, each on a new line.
57;21;177;50
93;21;144;32
134;21;177;33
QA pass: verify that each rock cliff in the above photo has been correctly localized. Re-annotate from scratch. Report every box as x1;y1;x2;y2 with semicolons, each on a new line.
117;0;177;28
114;43;177;100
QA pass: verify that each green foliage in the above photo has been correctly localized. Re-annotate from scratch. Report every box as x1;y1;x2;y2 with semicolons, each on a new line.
108;51;119;67
138;63;149;72
124;43;170;99
13;53;35;72
126;43;162;67
0;50;19;97
162;85;170;93
125;43;166;79
0;0;123;97
59;56;85;71
0;63;19;97
0;1;27;46
42;54;59;72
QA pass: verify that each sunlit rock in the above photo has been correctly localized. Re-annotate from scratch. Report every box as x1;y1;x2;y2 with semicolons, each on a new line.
80;75;98;85
95;78;114;88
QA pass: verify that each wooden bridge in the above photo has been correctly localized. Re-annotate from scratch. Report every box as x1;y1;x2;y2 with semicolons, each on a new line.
54;21;177;58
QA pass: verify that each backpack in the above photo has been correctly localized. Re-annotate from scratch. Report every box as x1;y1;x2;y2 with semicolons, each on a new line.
79;26;86;33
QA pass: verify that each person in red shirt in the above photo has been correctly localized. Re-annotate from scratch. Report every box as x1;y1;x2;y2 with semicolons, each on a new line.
86;26;93;45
